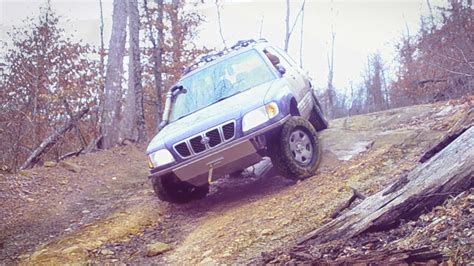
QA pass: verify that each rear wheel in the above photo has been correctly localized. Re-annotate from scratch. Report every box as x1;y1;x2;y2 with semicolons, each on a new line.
268;116;322;180
151;174;209;204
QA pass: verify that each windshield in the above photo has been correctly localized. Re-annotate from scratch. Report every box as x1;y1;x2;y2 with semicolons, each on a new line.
169;49;276;122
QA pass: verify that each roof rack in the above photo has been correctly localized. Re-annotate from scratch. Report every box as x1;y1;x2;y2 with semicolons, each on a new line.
182;38;268;75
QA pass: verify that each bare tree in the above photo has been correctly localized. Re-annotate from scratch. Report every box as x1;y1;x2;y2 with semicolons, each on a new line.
97;0;106;131
283;0;306;52
284;0;290;51
215;0;227;48
120;0;146;143
325;30;336;118
98;0;105;92
299;0;305;67
258;14;264;39
364;53;387;112
170;0;181;67
101;0;127;149
144;0;164;129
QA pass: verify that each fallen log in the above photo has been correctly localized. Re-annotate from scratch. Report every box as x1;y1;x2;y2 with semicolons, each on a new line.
299;126;474;245
330;187;366;219
20;107;90;170
58;148;84;161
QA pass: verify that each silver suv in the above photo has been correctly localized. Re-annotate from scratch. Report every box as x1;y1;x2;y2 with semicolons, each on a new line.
146;39;328;203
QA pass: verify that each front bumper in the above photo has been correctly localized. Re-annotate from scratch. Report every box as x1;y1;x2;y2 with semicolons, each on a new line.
149;115;290;186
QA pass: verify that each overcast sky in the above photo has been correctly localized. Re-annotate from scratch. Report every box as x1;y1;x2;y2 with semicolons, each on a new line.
0;0;443;90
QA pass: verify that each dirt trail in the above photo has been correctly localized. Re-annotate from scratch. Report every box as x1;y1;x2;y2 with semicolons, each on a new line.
0;100;472;264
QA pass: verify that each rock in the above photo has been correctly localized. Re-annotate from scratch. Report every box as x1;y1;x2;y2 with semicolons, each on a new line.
44;161;57;167
26;197;34;203
59;161;81;173
202;249;213;258
100;249;114;255
198;257;217;265
260;229;273;236
146;241;171;257
17;253;30;260
82;210;90;214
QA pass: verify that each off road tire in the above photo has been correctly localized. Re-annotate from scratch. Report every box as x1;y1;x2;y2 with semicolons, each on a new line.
268;116;322;180
151;174;209;204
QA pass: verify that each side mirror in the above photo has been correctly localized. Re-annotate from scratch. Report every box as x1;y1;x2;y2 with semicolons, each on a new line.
171;85;187;97
277;65;286;75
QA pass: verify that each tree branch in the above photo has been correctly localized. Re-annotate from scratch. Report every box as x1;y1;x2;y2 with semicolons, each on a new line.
20;107;90;170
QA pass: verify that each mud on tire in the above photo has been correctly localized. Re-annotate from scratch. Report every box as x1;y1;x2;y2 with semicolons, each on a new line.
151;174;209;204
268;116;322;180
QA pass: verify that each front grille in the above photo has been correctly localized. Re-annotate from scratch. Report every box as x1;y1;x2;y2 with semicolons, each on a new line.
175;142;191;157
190;136;206;153
173;121;236;158
222;122;235;140
206;129;221;147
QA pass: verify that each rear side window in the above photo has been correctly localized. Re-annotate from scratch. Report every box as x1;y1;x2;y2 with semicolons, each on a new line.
265;47;292;70
273;47;305;74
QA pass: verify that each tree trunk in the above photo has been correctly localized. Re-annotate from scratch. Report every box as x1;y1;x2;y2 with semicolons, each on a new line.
121;0;146;143
325;31;336;118
170;0;181;65
284;0;290;52
101;0;127;149
20;107;90;170
129;0;146;142
144;0;164;130
97;0;106;131
299;0;305;67
215;0;227;48
299;126;474;245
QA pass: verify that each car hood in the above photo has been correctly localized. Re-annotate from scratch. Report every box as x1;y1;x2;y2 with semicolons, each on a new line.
146;80;275;154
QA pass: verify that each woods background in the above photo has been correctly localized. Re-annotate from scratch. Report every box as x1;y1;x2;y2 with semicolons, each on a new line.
0;0;472;172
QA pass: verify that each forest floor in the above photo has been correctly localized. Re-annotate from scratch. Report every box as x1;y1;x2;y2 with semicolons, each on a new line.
0;98;473;265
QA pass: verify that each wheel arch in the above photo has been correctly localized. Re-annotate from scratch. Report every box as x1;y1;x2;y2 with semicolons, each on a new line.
289;97;300;116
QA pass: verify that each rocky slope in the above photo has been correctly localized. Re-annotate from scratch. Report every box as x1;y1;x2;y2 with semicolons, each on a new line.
0;98;472;264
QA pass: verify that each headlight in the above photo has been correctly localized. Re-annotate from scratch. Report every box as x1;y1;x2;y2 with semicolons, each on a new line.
148;149;175;168
242;102;279;132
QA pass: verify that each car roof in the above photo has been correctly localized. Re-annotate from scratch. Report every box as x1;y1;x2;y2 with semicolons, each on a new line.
179;39;270;81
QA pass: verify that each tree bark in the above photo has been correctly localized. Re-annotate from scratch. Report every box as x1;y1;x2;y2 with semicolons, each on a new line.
325;31;336;118
101;0;127;149
20;107;90;170
170;0;181;64
121;0;147;143
129;0;146;142
298;126;474;245
98;0;106;130
284;0;290;52
215;0;227;48
144;0;164;130
299;0;305;67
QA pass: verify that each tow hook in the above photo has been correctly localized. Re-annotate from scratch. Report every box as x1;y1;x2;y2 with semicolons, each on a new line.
207;157;223;184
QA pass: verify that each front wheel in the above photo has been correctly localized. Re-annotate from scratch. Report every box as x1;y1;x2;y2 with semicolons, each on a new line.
268;116;322;180
151;174;209;204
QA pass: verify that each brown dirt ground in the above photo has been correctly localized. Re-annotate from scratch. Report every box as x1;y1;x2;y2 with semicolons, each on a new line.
0;98;472;265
